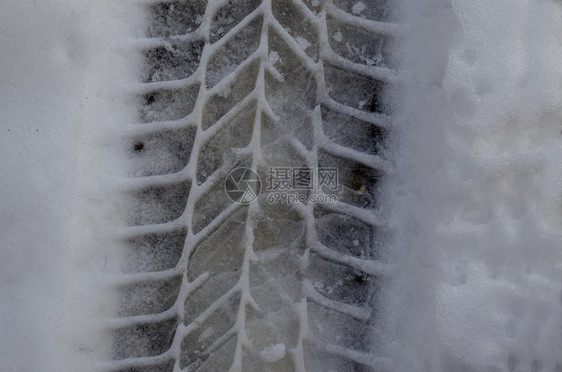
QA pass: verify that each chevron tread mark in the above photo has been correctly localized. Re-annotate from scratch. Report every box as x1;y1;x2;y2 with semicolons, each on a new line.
107;1;397;371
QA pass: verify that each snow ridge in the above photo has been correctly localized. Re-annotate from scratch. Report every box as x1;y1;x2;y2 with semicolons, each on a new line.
377;0;562;371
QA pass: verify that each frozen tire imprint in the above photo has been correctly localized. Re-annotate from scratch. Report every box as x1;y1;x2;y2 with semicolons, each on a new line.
107;0;396;371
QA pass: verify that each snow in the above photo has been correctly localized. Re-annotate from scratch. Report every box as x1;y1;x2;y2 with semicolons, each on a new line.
0;1;142;371
260;343;286;363
0;1;90;370
333;31;343;42
269;50;280;64
379;0;562;371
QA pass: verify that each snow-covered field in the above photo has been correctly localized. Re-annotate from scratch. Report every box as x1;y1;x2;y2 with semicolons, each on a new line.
0;0;560;371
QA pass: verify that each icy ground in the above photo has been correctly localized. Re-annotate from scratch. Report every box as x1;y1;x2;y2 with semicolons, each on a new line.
0;0;560;371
